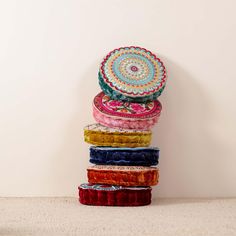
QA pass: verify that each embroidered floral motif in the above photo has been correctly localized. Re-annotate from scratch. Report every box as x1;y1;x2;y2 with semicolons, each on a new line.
130;103;147;113
107;100;123;107
93;92;162;120
102;95;155;115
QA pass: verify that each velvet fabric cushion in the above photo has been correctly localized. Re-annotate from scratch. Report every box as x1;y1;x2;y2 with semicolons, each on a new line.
99;46;167;102
93;92;162;130
84;123;152;147
87;165;158;186
79;183;152;206
89;146;159;166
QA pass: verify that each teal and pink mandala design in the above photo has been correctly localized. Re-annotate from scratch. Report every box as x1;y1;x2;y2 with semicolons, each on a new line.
99;46;167;102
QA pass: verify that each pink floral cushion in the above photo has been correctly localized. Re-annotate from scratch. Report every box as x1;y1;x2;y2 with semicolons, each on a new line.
93;92;162;130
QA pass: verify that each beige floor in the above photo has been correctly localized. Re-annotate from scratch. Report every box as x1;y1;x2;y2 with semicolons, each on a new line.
0;198;236;236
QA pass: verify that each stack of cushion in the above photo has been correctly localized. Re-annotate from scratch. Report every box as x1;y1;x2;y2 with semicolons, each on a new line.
79;46;167;206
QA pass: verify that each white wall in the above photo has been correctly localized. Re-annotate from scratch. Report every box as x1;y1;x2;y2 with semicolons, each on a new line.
0;0;235;197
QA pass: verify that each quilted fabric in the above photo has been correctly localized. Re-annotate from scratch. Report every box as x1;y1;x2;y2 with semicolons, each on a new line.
93;92;162;130
87;165;159;186
84;123;152;147
89;146;159;166
79;183;152;206
99;46;167;102
99;72;166;103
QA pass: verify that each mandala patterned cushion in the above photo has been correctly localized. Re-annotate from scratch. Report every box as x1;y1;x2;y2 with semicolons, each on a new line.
84;123;152;147
99;46;167;102
89;146;159;166
93;92;162;130
87;165;158;186
79;183;152;206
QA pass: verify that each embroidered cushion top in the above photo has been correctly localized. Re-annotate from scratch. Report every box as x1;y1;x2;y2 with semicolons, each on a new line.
93;92;162;119
99;46;166;98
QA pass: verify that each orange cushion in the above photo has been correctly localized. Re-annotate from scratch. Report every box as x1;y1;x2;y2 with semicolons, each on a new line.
87;165;158;186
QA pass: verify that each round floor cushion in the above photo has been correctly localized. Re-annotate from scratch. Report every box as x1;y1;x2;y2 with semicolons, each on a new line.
89;146;159;166
79;183;152;206
93;92;162;130
84;123;152;147
87;165;159;186
99;46;167;102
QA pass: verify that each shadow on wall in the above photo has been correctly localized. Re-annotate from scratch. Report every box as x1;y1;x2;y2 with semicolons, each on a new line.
48;62;100;196
152;57;227;198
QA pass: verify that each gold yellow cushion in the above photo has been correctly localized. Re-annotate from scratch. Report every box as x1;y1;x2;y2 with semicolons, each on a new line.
84;124;152;147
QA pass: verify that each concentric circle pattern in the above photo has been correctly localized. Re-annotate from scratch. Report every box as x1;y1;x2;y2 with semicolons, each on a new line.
99;46;166;101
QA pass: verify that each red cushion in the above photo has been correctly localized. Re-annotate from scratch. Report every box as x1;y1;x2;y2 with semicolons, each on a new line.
79;183;152;206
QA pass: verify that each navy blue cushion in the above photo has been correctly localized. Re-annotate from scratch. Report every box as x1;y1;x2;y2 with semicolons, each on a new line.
89;146;159;166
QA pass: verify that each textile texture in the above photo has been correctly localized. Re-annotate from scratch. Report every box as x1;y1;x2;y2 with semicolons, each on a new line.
87;165;158;186
99;72;166;102
93;92;161;130
84;124;152;147
89;146;159;166
99;46;166;102
78;183;152;206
